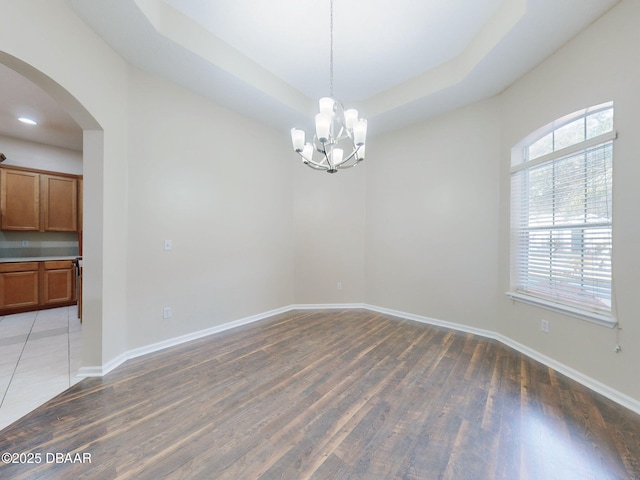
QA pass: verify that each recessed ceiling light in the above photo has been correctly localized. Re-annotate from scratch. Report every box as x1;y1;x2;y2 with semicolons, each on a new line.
18;117;38;125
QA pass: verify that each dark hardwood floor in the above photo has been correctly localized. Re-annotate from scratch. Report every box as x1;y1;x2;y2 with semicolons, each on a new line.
1;309;639;479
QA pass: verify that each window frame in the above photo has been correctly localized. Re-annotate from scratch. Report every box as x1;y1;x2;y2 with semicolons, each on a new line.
507;102;616;328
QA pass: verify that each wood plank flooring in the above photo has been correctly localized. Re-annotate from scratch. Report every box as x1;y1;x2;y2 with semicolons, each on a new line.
1;309;639;479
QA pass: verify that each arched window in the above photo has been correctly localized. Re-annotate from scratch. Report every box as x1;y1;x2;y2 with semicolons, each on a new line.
509;102;615;326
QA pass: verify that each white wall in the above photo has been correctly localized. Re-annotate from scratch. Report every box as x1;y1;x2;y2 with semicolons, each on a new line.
0;135;82;174
497;0;640;403
365;99;501;331
125;69;294;349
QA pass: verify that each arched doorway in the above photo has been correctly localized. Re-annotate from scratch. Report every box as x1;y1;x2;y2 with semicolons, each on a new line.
0;51;104;425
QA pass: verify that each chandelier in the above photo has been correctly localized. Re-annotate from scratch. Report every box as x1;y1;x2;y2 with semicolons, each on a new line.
290;0;367;173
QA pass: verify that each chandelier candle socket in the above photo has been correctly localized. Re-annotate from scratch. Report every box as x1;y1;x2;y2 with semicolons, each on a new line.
290;0;368;173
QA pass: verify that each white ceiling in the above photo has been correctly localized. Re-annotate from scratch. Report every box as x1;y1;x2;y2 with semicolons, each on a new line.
0;63;82;151
0;0;620;153
163;0;505;101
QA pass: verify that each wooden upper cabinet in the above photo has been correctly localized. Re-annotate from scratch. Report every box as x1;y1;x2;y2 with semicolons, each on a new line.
41;174;78;232
0;167;80;232
0;168;40;230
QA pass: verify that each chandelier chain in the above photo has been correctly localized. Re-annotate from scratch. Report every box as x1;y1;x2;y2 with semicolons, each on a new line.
330;0;334;98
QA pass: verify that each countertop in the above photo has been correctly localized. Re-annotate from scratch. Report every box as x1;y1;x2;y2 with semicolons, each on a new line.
0;256;79;263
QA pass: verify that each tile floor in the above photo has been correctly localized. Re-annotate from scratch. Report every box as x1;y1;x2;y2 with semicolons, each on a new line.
0;306;82;430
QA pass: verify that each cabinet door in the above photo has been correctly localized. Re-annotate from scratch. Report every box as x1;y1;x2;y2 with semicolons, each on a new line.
41;174;78;232
0;263;39;309
0;168;40;230
42;261;75;305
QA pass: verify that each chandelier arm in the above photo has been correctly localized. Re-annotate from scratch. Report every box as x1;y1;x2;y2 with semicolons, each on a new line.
335;144;359;166
306;162;329;171
337;159;363;169
301;158;329;171
296;151;329;170
320;144;334;168
313;137;334;157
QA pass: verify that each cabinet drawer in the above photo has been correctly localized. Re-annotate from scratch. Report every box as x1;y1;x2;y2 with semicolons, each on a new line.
43;260;74;270
0;262;39;273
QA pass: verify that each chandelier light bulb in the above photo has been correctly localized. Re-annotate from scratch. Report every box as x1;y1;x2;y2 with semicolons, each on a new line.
291;128;305;152
319;97;335;116
344;109;358;130
353;119;367;146
315;113;332;144
332;147;344;167
302;143;314;162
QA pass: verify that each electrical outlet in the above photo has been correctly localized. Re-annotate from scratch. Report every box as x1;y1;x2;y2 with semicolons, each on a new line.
163;307;172;319
164;239;173;251
21;240;29;247
541;319;550;333
337;282;343;290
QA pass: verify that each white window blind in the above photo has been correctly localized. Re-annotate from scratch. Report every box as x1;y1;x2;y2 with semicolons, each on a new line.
510;104;614;321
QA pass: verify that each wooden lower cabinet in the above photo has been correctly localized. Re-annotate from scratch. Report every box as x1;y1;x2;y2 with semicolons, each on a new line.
0;260;76;315
42;261;76;306
0;262;39;310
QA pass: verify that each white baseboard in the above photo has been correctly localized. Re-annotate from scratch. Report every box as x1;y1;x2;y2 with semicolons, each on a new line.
77;305;293;379
364;303;640;416
289;303;367;310
76;366;106;378
77;351;128;378
494;333;640;416
77;302;640;416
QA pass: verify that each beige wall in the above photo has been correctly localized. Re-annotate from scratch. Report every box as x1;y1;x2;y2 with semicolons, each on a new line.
293;161;366;304
366;0;640;405
0;0;130;367
497;0;640;402
365;99;501;330
0;0;295;366
1;0;638;407
125;69;294;349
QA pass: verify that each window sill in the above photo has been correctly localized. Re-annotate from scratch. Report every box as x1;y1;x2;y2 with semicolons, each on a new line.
505;291;616;328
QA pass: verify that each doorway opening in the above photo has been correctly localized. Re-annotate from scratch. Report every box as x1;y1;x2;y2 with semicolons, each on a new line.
0;52;104;428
